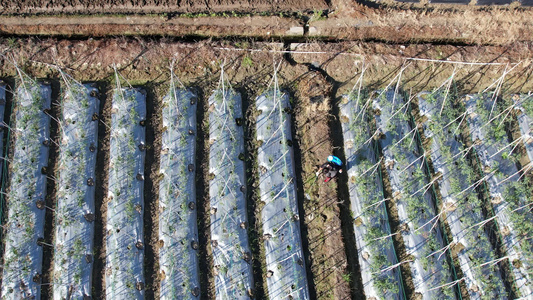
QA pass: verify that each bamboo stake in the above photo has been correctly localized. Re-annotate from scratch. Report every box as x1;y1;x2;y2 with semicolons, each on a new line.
438;66;456;116
495;163;533;187
427;278;465;292
373;259;413;274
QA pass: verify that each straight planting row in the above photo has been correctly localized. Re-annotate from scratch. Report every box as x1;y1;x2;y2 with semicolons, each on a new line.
0;77;531;300
340;88;532;300
0;75;308;300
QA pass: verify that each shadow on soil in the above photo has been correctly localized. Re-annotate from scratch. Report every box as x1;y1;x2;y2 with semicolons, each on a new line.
141;83;161;299
193;86;216;300
239;84;267;300
0;78;15;293
92;81;111;300
41;78;61;299
311;65;366;300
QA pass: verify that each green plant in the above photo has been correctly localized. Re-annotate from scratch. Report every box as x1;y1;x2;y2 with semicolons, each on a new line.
310;9;326;22
341;273;351;283
242;56;253;67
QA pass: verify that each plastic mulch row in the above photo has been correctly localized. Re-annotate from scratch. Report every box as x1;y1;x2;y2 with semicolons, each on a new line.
373;89;457;299
339;92;405;300
418;91;505;299
1;80;51;299
256;88;309;299
53;83;100;299
464;93;533;298
105;88;146;299
158;88;200;299
411;103;464;300
208;88;253;299
513;94;533;164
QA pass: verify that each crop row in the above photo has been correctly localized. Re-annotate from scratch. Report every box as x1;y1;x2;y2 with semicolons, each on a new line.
1;77;51;299
339;92;405;299
159;84;200;299
374;89;455;299
340;87;532;300
0;76;531;300
464;93;532;297
54;81;100;299
208;84;253;299
255;76;309;299
105;87;146;299
418;91;506;299
0;74;305;300
514;94;533;168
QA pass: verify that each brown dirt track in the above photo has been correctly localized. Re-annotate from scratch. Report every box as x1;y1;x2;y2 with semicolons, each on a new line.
0;0;328;14
3;0;533;45
1;0;533;299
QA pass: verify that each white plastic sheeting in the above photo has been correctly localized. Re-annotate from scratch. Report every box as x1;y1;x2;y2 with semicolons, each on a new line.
53;83;99;299
464;94;533;298
256;89;309;299
208;88;253;299
106;88;146;299
158;88;200;299
339;93;405;300
418;91;506;299
373;89;455;299
513;94;533;165
2;81;51;299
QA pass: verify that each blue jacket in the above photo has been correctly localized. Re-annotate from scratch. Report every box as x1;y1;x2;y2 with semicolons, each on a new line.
328;155;342;167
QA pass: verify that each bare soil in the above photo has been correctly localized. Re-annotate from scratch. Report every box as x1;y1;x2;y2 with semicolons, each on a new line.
3;0;533;45
0;0;328;15
92;81;112;300
293;69;352;299
41;80;61;300
2;39;533;95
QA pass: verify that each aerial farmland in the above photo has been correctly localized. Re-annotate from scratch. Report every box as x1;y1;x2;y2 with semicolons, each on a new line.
0;0;532;299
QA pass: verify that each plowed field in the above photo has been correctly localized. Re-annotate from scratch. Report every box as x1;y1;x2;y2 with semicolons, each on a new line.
0;0;328;14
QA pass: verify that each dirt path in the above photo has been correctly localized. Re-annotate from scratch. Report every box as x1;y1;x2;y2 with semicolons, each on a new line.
92;81;111;300
0;0;328;15
2;1;533;45
292;68;353;300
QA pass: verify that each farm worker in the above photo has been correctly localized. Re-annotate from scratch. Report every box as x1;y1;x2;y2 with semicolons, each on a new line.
316;155;343;183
